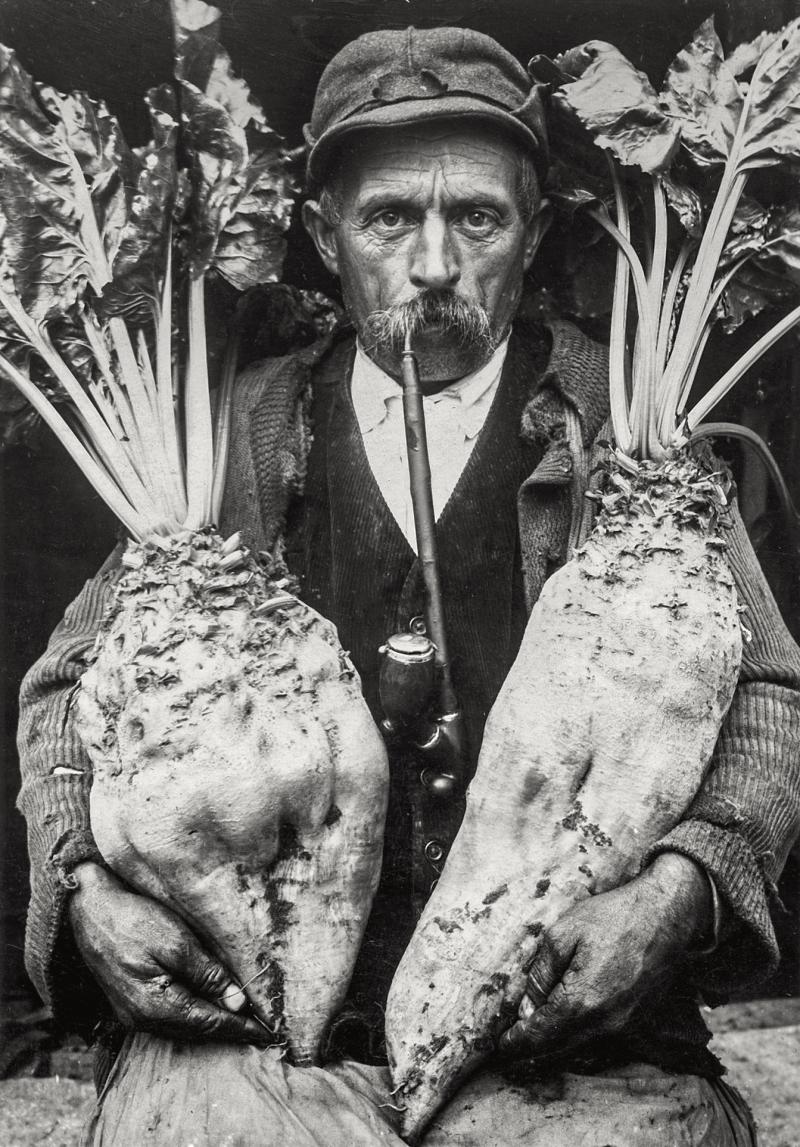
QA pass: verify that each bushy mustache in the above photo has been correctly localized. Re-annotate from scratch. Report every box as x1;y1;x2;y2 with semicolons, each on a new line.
359;290;495;356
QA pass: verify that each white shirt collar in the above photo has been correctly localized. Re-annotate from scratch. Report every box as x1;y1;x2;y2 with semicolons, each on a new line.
351;337;510;434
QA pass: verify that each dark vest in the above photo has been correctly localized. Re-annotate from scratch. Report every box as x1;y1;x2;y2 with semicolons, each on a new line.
285;329;547;1059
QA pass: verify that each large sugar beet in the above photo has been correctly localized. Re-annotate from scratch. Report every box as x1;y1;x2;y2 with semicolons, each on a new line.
77;531;389;1066
385;459;743;1140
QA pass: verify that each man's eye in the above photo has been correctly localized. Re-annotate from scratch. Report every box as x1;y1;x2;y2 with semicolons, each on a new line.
461;210;497;234
373;210;406;229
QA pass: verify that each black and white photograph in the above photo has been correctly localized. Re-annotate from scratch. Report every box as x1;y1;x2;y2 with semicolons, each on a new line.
1;1;799;1143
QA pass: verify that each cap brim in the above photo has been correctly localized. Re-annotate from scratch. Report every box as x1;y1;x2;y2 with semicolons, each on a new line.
306;95;545;187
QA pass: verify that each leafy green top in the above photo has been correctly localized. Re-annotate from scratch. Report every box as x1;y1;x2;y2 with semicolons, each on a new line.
0;0;295;537
531;17;800;461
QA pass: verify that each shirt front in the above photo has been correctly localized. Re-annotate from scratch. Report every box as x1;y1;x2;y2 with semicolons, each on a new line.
350;339;510;549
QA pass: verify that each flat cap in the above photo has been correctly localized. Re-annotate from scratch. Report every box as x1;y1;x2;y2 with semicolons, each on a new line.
304;26;548;187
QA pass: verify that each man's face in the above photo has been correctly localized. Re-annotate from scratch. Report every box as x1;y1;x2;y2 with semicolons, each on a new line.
303;121;547;385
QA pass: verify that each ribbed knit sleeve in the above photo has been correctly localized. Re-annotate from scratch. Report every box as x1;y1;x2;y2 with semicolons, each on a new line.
646;500;800;995
16;551;121;1013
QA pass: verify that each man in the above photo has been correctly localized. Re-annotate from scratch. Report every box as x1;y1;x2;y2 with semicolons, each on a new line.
17;26;800;1144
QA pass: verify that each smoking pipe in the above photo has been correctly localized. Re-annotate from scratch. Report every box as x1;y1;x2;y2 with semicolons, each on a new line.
378;332;467;798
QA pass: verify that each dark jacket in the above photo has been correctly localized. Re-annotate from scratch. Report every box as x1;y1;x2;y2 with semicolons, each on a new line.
17;320;800;1074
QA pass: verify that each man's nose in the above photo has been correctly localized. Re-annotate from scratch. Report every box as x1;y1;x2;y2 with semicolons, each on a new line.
409;218;460;290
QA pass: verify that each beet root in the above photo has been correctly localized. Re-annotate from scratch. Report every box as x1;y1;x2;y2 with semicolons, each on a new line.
78;531;389;1065
385;458;742;1140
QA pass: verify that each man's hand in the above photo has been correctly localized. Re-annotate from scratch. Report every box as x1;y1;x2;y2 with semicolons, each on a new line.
68;862;267;1044
499;853;713;1058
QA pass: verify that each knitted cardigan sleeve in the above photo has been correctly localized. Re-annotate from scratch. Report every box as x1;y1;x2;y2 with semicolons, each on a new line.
645;499;800;995
16;550;122;1017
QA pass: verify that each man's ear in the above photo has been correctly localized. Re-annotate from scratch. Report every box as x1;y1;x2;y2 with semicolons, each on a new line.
302;200;340;277
523;198;553;272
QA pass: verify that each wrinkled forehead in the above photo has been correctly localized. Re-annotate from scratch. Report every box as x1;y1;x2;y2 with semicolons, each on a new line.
329;119;528;198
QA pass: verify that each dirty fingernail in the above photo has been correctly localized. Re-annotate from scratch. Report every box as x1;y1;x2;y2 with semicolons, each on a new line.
218;981;247;1013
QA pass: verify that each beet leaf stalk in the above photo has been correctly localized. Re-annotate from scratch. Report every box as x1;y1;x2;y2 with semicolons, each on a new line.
536;17;800;465
0;0;294;540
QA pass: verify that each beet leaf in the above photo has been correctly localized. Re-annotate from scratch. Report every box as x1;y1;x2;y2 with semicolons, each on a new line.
0;0;295;536
537;16;800;461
